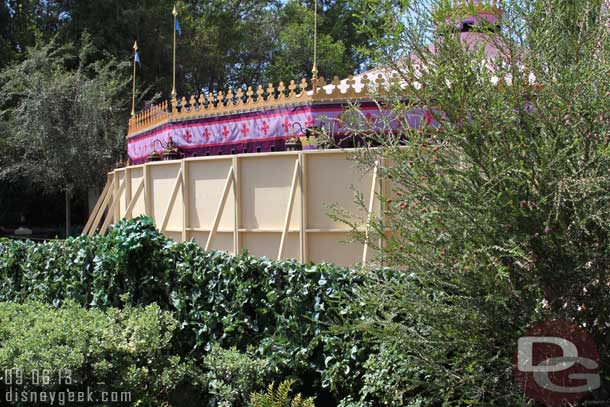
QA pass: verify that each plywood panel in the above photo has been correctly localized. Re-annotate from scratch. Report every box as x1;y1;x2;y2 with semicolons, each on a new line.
150;164;183;230
305;152;372;230
239;155;302;230
241;232;299;260
307;232;364;266
188;159;234;230
129;168;146;217
191;231;234;253
165;231;182;242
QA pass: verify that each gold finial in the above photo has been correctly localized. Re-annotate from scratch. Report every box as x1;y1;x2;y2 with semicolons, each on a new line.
133;40;138;51
172;5;178;16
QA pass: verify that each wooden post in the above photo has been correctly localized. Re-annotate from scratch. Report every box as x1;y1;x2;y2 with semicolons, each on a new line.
87;179;115;237
82;178;112;235
124;179;145;220
378;157;385;266
277;159;300;260
205;166;234;251
181;160;189;242
301;152;308;262
362;160;379;265
125;167;132;218
233;156;240;254
160;167;183;233
144;163;151;219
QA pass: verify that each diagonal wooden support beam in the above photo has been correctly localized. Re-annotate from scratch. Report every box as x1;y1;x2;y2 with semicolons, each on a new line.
362;160;379;265
160;167;183;233
205;166;234;251
99;180;127;235
82;179;112;236
87;179;115;237
124;179;145;220
277;159;300;260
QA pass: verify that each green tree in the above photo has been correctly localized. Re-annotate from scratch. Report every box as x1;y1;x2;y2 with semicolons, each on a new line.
0;3;15;69
55;0;174;100
0;36;130;236
178;0;282;93
0;0;62;69
52;0;282;98
3;0;374;99
263;0;388;84
333;0;610;405
315;0;386;73
264;0;351;84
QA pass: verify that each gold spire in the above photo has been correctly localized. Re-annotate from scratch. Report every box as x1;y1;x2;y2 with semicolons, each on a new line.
171;4;178;100
131;40;138;117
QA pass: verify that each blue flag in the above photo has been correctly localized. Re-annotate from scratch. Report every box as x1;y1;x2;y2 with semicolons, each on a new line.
175;17;182;36
134;50;141;65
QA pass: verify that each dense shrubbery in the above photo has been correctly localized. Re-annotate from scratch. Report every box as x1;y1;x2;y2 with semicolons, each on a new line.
0;300;299;407
0;216;366;405
0;301;180;406
338;0;610;405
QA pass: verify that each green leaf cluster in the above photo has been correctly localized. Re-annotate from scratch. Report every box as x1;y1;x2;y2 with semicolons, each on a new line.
0;301;180;407
250;380;315;407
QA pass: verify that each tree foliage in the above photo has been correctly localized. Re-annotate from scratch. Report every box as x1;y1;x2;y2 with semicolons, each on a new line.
331;0;610;405
264;0;351;84
0;35;129;194
1;0;377;99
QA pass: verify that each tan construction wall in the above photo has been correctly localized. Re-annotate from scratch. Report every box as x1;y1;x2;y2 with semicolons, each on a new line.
86;150;384;267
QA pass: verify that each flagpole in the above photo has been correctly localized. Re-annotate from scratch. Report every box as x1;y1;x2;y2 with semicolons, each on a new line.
312;0;318;92
131;41;138;117
172;5;177;100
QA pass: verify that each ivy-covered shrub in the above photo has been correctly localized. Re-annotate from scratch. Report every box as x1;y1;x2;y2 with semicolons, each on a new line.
0;300;187;407
0;216;366;403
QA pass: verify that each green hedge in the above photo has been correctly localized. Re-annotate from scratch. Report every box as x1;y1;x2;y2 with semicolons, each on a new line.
0;300;288;407
0;301;179;406
0;216;367;402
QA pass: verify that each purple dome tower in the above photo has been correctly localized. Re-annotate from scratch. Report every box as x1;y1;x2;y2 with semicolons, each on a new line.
438;0;504;34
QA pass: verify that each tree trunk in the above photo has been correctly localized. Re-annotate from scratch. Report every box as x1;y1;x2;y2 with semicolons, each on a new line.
65;187;71;238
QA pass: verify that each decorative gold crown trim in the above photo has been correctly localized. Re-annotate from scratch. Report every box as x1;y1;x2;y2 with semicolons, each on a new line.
127;73;400;137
